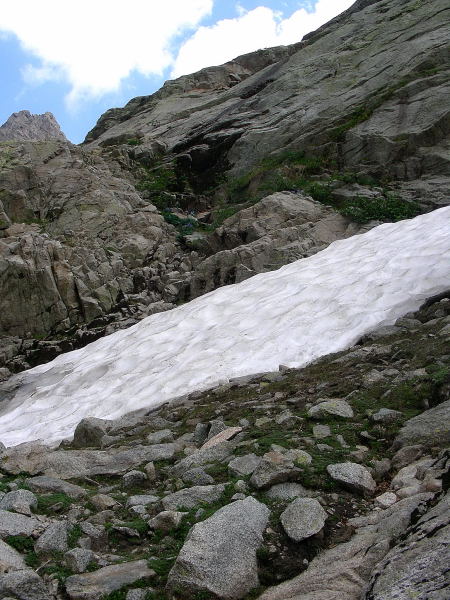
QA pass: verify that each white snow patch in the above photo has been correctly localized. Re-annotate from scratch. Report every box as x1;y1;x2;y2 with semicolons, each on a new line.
0;207;449;447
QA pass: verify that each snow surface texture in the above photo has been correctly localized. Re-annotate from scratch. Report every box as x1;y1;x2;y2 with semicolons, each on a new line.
1;207;449;447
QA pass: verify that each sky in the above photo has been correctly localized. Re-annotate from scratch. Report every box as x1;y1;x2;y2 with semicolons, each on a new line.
0;1;354;143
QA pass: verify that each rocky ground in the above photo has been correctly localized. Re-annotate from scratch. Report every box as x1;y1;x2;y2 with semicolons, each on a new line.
0;292;448;599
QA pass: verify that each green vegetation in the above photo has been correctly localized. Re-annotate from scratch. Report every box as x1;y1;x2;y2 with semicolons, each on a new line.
37;492;74;514
340;193;420;223
67;524;83;548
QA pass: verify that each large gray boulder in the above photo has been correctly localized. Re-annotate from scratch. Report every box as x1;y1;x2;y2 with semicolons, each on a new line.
2;442;176;479
393;400;450;449
65;560;155;600
0;510;44;538
280;498;327;542
363;491;450;599
0;490;37;515
25;475;87;499
167;496;270;599
307;399;354;420
35;521;69;555
0;540;26;572
0;569;52;599
162;484;225;511
326;462;376;496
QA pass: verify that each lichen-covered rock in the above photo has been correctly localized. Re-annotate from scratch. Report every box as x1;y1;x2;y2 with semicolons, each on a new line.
35;521;69;554
167;496;269;599
0;489;37;515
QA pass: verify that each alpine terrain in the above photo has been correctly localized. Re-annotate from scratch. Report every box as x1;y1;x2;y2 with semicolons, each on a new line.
0;0;448;599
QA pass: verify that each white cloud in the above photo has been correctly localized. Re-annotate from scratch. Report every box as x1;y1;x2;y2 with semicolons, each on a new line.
171;0;354;78
0;0;213;108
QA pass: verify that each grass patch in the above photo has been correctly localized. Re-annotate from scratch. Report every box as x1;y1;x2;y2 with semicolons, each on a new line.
340;193;420;223
68;524;83;548
36;492;74;514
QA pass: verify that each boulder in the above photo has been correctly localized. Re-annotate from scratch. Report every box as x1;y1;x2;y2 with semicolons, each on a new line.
148;511;186;532
308;399;354;419
363;492;450;599
0;510;43;538
162;484;225;511
72;418;110;448
167;497;270;599
0;569;52;600
228;454;262;477
65;548;95;574
327;462;376;496
35;521;70;554
250;452;299;490
0;540;26;573
280;498;327;542
0;490;37;515
65;560;155;600
26;475;87;499
393;400;450;449
266;482;316;502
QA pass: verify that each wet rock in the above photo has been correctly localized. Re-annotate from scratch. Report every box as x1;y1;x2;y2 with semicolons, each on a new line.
167;497;269;599
363;492;450;599
281;498;327;542
327;462;376;496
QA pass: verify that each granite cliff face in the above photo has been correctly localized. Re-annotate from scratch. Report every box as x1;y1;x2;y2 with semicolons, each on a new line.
0;0;449;376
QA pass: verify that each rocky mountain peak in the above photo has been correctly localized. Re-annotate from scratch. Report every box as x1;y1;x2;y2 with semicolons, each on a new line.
0;109;67;142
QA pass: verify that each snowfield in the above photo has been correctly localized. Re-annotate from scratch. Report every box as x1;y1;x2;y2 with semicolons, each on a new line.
0;206;449;447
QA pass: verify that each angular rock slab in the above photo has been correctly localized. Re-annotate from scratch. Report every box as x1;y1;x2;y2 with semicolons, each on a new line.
162;484;225;511
65;560;155;600
25;475;87;499
327;462;376;496
0;540;26;572
393;400;450;449
167;496;270;599
280;498;327;542
363;491;450;599
0;510;44;538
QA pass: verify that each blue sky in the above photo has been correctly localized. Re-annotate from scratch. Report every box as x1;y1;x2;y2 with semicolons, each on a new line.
0;1;353;143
